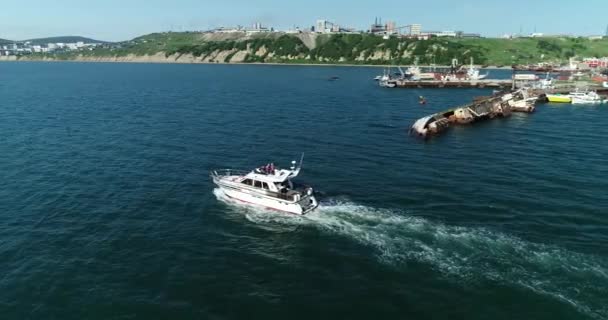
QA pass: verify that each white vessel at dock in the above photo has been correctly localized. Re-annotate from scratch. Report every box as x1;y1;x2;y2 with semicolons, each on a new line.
379;79;397;87
211;157;318;215
570;91;605;105
464;58;489;81
466;67;488;81
374;67;391;81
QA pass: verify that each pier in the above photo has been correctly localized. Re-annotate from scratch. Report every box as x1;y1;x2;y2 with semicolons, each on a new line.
392;79;513;89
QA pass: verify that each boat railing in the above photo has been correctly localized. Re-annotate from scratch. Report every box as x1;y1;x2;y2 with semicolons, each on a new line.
211;169;249;178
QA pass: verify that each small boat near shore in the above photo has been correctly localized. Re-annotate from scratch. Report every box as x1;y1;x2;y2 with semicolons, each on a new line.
211;156;318;215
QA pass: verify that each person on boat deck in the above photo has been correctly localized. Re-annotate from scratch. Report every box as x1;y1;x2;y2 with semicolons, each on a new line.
264;163;276;175
258;165;268;174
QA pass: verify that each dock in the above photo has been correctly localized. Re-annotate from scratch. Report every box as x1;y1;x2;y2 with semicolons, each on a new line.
393;79;513;89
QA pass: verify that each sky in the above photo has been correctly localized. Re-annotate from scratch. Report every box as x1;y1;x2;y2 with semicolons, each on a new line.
1;0;607;41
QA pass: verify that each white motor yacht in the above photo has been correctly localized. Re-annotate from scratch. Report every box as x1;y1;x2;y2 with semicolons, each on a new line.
211;156;318;215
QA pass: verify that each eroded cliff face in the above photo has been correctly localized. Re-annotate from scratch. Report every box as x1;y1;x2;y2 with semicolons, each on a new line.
10;32;481;65
13;47;418;64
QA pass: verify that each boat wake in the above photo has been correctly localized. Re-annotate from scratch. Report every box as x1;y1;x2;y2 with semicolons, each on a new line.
213;189;608;318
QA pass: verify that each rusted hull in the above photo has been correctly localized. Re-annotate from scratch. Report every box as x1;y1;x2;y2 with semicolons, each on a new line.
411;89;536;138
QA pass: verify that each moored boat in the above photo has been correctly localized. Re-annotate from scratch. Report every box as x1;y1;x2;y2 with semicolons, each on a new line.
211;156;318;215
571;91;605;105
379;79;397;88
546;94;572;103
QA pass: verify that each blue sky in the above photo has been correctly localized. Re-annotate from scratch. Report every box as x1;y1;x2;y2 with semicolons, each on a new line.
1;0;606;41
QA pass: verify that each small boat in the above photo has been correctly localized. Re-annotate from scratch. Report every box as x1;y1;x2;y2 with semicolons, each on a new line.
377;67;397;87
573;71;585;77
571;91;605;104
464;57;489;80
546;94;572;103
211;156;318;215
328;76;340;81
379;79;396;88
374;67;391;81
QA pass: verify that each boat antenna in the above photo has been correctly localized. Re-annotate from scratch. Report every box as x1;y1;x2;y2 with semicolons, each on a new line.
298;153;305;169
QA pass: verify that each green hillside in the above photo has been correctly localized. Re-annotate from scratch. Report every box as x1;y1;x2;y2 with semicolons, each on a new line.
453;37;608;64
28;32;608;65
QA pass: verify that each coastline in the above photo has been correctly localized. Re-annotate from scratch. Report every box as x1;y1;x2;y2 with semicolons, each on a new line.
0;54;513;69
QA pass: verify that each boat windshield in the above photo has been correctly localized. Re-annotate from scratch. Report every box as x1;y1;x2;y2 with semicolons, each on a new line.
278;181;291;192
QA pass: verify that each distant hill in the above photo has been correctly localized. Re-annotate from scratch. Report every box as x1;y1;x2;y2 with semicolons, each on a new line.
0;38;13;44
25;36;110;45
21;31;608;66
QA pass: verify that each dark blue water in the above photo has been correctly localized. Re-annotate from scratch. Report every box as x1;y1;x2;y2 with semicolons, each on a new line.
0;62;607;320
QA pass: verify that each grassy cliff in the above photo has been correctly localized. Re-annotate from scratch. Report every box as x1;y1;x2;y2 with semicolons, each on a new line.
26;32;608;65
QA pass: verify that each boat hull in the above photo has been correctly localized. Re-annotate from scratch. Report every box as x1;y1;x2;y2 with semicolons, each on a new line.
214;180;318;215
572;98;604;105
546;94;571;103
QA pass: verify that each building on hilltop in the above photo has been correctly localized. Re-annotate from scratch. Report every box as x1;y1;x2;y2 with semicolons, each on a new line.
212;22;273;34
582;57;608;68
385;21;397;35
285;27;302;34
370;17;385;33
245;22;273;33
410;24;422;36
315;19;357;34
459;32;482;38
433;30;457;37
316;20;333;33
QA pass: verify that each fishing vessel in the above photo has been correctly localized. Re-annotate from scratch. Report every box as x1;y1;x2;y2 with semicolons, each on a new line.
571;91;605;104
374;67;391;81
464;58;489;80
211;156;318;215
379;79;397;88
546;93;572;103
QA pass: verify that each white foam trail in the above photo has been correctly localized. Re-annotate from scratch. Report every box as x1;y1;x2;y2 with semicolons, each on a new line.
213;190;608;318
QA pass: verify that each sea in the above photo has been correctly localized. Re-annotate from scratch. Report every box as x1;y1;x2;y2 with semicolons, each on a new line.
0;62;606;320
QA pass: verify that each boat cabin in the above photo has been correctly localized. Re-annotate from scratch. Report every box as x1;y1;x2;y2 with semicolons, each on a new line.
238;164;302;195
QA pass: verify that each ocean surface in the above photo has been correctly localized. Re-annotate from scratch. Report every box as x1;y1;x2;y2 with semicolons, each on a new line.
0;62;607;320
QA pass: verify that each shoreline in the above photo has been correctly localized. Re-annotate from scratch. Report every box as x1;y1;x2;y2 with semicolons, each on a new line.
0;55;514;69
